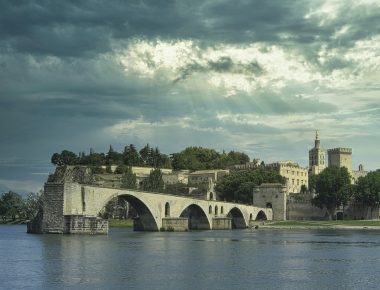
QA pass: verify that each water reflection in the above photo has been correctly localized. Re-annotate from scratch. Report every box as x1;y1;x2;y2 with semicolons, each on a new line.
1;226;380;289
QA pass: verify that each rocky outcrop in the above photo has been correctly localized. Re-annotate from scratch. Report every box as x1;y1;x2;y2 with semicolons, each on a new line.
47;166;95;184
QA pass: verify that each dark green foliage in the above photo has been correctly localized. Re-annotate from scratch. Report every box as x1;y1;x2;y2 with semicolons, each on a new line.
0;191;24;221
308;174;318;193
106;145;123;165
51;150;78;166
354;171;380;212
123;144;140;166
164;183;189;195
121;167;137;189
51;144;172;169
142;169;165;192
114;164;127;174
105;165;113;174
215;168;286;203
312;166;352;218
171;147;250;170
90;166;105;174
80;152;106;166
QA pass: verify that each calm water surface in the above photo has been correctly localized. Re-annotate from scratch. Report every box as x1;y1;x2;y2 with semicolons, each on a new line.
1;225;380;289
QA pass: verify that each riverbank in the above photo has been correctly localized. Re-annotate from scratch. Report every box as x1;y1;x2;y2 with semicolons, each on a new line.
0;219;28;225
259;220;380;230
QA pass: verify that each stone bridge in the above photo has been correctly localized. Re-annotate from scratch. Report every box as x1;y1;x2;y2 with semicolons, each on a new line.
36;182;272;234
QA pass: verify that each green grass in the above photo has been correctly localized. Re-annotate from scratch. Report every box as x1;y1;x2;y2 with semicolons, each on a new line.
268;220;380;227
108;219;134;228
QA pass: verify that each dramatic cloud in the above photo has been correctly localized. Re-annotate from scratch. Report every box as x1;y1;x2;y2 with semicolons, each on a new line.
1;0;380;193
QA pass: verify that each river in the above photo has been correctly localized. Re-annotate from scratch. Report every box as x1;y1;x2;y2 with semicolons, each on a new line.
1;225;380;289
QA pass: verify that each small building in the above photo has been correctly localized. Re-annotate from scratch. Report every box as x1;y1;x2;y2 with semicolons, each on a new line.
266;161;308;194
253;183;287;220
352;164;368;184
188;169;229;184
162;170;189;185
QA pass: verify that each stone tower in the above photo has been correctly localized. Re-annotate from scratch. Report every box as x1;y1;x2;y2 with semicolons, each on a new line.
327;148;353;173
309;130;326;175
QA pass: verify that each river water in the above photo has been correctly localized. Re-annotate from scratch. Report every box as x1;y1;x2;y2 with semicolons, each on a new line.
1;225;380;290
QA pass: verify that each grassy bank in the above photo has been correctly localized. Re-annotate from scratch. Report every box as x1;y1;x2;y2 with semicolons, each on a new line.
267;220;380;227
108;219;134;228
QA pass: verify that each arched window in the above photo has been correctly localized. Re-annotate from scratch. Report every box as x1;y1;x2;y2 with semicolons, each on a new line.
266;202;272;208
215;205;218;216
209;192;213;200
165;202;170;217
209;205;212;214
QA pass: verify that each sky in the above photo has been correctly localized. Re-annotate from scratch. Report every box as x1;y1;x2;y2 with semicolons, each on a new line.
1;0;380;194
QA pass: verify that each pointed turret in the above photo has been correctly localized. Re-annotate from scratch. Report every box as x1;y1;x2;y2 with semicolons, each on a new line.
315;130;320;148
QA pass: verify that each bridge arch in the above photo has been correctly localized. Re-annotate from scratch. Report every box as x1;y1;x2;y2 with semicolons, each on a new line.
100;192;159;231
227;207;247;229
256;210;267;221
180;204;211;230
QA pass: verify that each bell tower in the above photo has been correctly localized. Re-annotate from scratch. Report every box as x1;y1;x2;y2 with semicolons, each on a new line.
309;130;326;175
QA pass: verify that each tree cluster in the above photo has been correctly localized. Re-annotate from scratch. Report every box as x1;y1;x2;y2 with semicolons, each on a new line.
51;144;172;169
215;168;286;204
311;166;352;218
354;171;380;215
312;167;380;219
0;191;43;221
171;147;250;170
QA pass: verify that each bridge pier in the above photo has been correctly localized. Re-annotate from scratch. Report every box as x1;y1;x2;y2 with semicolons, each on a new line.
161;217;189;231
212;217;232;230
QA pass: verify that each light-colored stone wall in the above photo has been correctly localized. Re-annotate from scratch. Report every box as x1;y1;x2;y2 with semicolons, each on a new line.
267;161;308;194
161;217;189;231
287;201;329;220
352;164;368;184
328;148;353;173
188;169;229;184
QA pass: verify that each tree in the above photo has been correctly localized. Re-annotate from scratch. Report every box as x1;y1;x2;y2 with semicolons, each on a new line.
354;171;380;218
227;151;250;165
106;145;122;165
23;191;44;220
0;191;24;221
115;164;127;174
215;169;286;203
311;166;352;219
51;150;78;166
172;147;250;170
121;167;137;189
123;144;140;166
142;169;164;192
139;144;151;165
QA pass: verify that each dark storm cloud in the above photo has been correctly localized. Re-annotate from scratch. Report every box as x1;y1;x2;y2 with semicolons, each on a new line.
174;56;265;83
2;0;379;58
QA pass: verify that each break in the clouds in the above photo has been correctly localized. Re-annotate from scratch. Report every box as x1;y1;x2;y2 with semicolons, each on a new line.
1;0;380;193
